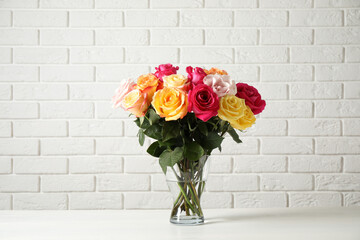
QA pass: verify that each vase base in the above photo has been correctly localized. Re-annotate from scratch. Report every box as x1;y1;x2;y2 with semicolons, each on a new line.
170;216;204;225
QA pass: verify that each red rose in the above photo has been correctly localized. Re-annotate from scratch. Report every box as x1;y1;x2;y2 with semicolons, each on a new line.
188;84;219;122
186;66;207;85
236;83;266;115
154;63;179;80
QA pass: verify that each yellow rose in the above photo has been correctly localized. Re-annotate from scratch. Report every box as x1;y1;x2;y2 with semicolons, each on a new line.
152;87;188;121
204;67;228;75
122;89;149;117
229;105;256;130
136;73;159;101
218;95;246;122
163;74;190;92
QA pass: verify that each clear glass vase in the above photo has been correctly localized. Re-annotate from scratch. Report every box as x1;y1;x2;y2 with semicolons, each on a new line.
166;155;210;225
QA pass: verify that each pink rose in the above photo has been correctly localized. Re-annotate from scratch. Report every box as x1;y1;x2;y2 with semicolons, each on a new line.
112;79;136;109
188;84;219;122
154;63;179;81
236;83;266;115
186;66;207;85
203;74;237;98
122;89;149;117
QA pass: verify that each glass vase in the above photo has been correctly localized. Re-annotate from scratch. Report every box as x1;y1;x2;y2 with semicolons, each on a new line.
166;155;210;225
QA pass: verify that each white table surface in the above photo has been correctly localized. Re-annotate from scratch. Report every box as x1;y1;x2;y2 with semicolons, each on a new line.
0;208;359;240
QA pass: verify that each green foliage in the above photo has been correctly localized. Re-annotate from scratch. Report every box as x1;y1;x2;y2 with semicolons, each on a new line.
147;141;167;157
134;108;244;174
184;141;204;161
198;121;208;136
148;108;160;125
159;147;184;173
144;124;162;140
134;116;150;129
227;126;242;143
137;129;145;146
162;121;180;142
200;131;224;150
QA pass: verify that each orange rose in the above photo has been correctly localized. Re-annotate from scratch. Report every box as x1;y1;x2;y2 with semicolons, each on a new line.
204;67;228;75
122;89;149;117
136;73;159;101
152;87;188;121
156;80;164;91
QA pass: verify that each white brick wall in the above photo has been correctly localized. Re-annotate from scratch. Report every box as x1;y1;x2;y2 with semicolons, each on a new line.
0;0;359;210
13;193;67;210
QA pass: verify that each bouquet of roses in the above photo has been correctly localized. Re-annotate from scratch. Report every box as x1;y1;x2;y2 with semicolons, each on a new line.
112;64;265;224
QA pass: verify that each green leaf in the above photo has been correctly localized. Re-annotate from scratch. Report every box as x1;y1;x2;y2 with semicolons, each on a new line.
144;124;162;140
162;121;180;142
187;115;197;132
139;116;145;126
227;126;242;143
138;129;145;146
148;109;160;125
159;138;183;147
159;152;169;174
198;122;208;136
184;141;204;161
206;119;218;129
135;117;150;129
200;132;224;150
147;141;166;157
219;119;226;130
159;147;184;174
171;147;184;165
134;118;140;127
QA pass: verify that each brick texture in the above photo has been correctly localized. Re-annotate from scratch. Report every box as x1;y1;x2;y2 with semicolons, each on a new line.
0;1;359;210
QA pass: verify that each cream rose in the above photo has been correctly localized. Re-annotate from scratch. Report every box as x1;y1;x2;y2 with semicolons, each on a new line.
203;74;236;97
163;74;190;92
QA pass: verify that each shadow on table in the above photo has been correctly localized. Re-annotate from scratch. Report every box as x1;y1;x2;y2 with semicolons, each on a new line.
204;208;350;225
